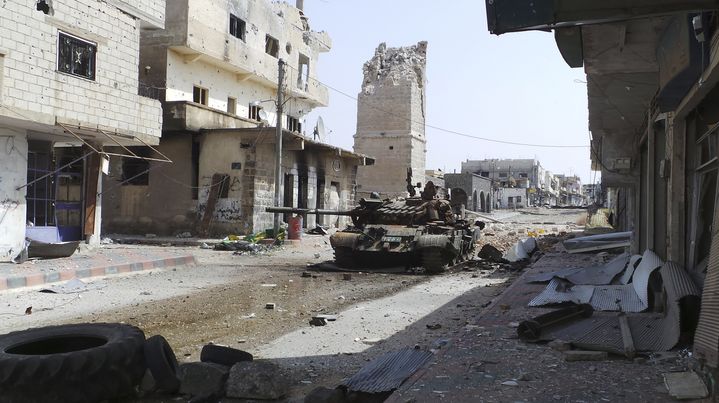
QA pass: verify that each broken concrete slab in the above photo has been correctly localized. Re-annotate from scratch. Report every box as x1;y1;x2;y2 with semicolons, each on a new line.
663;372;709;400
178;362;229;398
225;361;289;400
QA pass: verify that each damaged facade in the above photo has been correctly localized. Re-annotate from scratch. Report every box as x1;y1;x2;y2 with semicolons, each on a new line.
354;42;428;199
486;0;719;379
102;0;372;236
0;0;165;261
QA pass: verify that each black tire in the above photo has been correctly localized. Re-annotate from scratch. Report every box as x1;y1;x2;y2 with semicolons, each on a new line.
0;323;145;403
334;247;354;267
144;335;181;393
422;249;449;274
200;344;253;367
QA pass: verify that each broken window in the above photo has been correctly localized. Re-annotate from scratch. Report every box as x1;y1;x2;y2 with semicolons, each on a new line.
121;148;151;186
265;35;279;57
498;173;508;178
227;97;237;115
297;53;309;90
57;32;96;80
249;104;263;121
193;85;208;105
287;115;301;133
229;14;246;41
516;196;522;203
480;171;489;177
519;173;528;178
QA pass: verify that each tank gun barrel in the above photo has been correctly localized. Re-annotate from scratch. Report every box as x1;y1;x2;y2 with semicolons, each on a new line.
265;206;355;216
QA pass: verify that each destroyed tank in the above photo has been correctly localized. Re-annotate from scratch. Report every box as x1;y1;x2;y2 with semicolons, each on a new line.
267;182;478;273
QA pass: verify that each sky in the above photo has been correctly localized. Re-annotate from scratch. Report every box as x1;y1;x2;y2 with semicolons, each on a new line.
302;0;597;185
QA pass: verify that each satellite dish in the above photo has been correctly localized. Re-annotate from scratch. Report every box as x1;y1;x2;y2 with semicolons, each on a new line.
314;116;326;142
258;109;269;123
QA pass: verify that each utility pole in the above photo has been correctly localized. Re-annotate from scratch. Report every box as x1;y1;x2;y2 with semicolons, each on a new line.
273;58;285;238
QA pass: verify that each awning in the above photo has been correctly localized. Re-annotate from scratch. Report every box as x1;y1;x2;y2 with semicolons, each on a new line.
16;123;172;191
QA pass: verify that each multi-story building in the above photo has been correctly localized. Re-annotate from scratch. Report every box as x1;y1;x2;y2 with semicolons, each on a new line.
102;0;372;236
556;174;584;206
0;0;165;261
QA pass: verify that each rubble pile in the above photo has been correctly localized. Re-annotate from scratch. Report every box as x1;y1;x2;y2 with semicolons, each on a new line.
361;41;427;94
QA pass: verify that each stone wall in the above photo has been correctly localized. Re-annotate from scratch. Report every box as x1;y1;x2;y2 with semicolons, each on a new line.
354;42;428;199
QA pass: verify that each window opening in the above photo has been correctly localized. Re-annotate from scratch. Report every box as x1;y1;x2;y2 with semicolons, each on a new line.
265;35;279;57
297;53;309;90
249;104;263;121
229;14;246;41
121;147;150;186
26;144;56;227
287;115;301;133
193;86;208;105
227;97;237;115
58;32;96;80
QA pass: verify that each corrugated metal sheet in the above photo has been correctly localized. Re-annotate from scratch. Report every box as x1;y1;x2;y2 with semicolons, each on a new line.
342;348;434;393
694;230;719;367
525;253;629;285
617;254;643;285
563;231;632;253
560;261;700;354
525;267;582;283
631;250;664;306
589;285;646;312
565;252;630;285
528;278;594;307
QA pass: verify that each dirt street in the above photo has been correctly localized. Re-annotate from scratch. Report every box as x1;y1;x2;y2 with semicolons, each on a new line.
0;208;591;401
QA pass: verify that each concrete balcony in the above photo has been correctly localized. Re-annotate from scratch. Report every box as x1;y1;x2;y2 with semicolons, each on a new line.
163;101;260;132
164;22;329;107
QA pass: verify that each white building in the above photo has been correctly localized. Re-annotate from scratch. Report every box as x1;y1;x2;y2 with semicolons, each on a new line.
0;0;166;261
102;0;372;236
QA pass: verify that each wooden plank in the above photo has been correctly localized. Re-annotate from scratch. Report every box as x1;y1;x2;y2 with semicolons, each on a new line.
198;173;225;237
83;153;100;236
618;313;636;359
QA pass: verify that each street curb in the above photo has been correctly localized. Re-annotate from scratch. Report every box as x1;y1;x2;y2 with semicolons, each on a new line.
0;255;197;292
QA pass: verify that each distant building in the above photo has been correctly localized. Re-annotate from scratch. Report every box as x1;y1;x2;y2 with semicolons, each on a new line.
444;173;492;212
461;158;555;206
556;174;584;206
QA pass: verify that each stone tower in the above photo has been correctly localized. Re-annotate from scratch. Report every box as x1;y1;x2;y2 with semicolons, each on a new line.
354;41;427;199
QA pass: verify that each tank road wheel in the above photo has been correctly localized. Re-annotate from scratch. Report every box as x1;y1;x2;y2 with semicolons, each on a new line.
334;247;354;267
422;249;449;274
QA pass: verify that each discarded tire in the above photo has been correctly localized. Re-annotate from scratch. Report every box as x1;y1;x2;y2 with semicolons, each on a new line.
0;323;146;403
200;344;253;367
144;335;181;393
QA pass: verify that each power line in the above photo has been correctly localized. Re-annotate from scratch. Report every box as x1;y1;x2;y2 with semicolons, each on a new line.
285;64;589;149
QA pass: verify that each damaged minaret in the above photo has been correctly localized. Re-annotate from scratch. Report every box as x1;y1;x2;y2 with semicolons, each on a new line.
354;41;428;199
